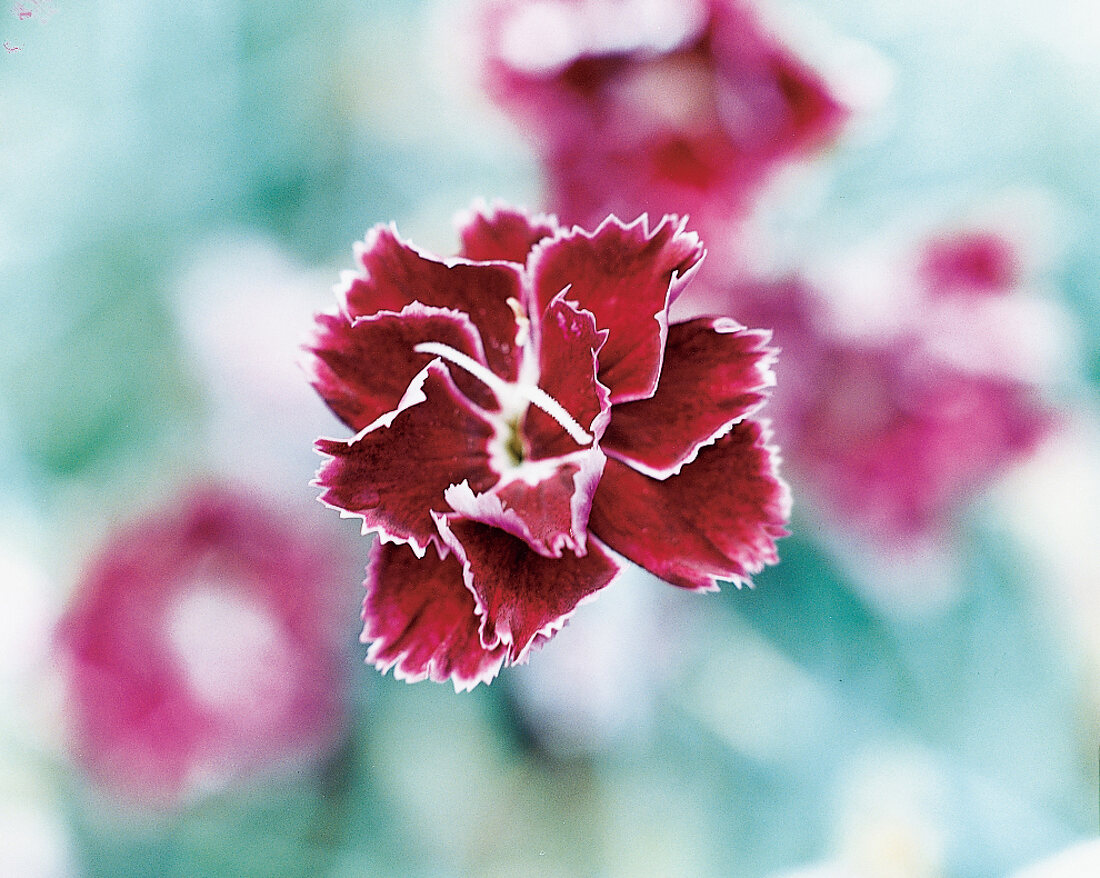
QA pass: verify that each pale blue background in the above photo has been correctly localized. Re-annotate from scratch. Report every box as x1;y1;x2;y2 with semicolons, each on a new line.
1;2;1098;876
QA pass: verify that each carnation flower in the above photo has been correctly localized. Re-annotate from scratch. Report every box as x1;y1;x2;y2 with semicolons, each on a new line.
719;218;1063;572
54;486;351;808
476;0;848;270
304;203;789;689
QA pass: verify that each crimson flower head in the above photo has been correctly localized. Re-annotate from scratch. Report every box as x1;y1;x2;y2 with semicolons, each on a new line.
304;203;789;690
477;0;848;256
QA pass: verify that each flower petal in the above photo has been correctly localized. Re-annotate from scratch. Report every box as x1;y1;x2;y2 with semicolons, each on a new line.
362;541;507;691
602;317;776;477
786;347;1055;539
444;444;605;558
54;486;349;805
589;421;789;591
522;293;611;460
457;202;559;264
314;360;500;556
342;224;526;381
709;0;848;159
481;0;847;292
919;230;1020;298
528;214;704;403
303;303;497;432
436;515;621;664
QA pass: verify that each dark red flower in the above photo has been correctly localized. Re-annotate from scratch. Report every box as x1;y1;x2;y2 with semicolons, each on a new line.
304;203;789;689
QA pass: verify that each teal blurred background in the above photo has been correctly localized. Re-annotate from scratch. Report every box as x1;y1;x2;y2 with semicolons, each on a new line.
2;1;1099;876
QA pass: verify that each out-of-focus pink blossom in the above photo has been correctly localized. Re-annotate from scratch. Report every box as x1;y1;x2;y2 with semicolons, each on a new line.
477;0;848;277
54;485;352;808
719;220;1064;577
919;229;1023;298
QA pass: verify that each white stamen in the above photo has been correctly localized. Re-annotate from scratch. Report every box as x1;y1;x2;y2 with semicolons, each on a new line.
414;341;593;446
507;297;532;349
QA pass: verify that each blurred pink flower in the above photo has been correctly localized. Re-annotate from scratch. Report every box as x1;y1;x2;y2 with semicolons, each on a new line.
55;485;351;808
723;221;1062;563
477;0;848;274
919;228;1023;298
303;203;789;690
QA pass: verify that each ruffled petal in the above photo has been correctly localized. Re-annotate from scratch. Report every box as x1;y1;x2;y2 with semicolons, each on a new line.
588;421;790;591
303;303;497;432
436;515;621;664
522;293;611;460
602;318;776;477
362;541;507;691
341;224;526;381
314;360;500;556
480;0;847;290
444;444;605;557
457;202;559;264
528;214;704;403
708;0;848;160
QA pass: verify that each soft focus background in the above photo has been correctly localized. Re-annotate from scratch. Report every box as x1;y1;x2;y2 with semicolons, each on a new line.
2;1;1099;876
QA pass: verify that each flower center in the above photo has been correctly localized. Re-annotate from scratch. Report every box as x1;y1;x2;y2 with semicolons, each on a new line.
164;580;297;718
503;415;526;466
413;341;594;446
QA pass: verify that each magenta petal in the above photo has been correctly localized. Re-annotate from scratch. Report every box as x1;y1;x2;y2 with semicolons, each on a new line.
444;444;605;557
303;304;497;432
482;0;847;280
919;230;1020;298
523;293;611;460
787;347;1054;539
315;361;500;555
528;214;704;403
54;486;349;806
342;224;526;381
436;515;621;664
602;318;776;477
362;541;507;690
457;202;560;264
589;422;790;591
708;0;849;161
